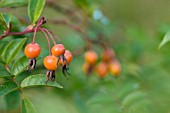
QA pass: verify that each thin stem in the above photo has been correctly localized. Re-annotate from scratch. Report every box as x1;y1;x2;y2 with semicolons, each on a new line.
32;26;38;43
21;93;24;99
0;26;39;40
0;17;45;40
41;28;57;45
40;28;51;55
32;17;45;43
4;65;10;73
48;30;62;43
32;22;40;43
9;29;35;35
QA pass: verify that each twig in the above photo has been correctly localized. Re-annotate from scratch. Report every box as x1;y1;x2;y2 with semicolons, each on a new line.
0;17;45;40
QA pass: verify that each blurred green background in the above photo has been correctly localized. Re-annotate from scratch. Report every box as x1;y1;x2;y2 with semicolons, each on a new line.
1;0;170;113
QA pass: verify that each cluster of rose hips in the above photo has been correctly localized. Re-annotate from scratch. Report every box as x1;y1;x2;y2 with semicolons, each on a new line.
82;48;121;78
24;17;73;82
24;43;73;81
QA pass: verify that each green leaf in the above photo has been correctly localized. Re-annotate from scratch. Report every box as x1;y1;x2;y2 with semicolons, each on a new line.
0;13;11;30
0;80;19;97
12;56;29;76
1;38;27;64
87;93;113;105
2;13;11;28
0;63;12;78
21;74;63;89
159;31;170;49
116;82;139;99
28;0;46;24
0;41;8;63
3;13;20;26
5;90;21;110
22;98;36;113
0;0;27;7
128;99;151;113
122;91;147;107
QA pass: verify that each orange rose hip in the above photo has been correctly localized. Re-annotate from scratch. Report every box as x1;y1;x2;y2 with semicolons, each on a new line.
44;55;57;70
24;43;41;58
84;50;98;65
